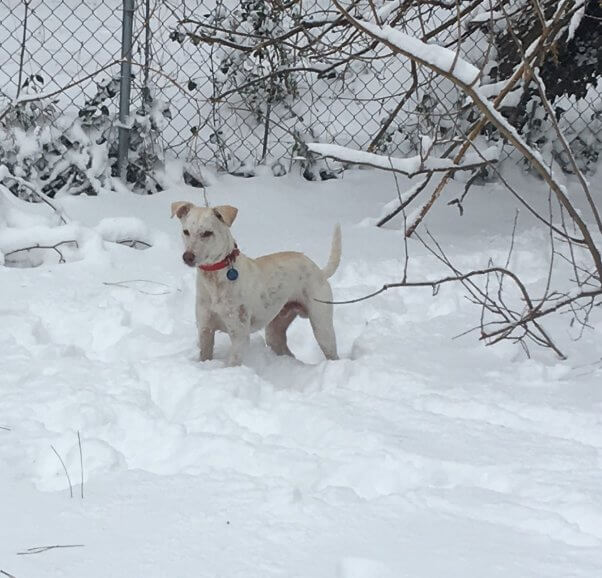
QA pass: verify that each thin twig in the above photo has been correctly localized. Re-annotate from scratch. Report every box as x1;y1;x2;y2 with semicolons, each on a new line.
115;239;152;248
102;279;174;296
316;265;534;305
368;61;418;152
16;1;30;100
50;445;73;499
102;278;171;287
77;431;84;499
389;159;411;283
17;545;84;556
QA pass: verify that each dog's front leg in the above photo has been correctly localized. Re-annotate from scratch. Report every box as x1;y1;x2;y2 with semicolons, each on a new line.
196;307;215;361
226;328;250;366
223;316;251;367
199;325;215;361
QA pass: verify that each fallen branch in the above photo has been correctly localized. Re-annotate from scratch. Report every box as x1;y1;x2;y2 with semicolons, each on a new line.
3;241;78;264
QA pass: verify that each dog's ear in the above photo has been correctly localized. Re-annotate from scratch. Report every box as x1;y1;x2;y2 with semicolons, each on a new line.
171;201;192;219
213;205;238;227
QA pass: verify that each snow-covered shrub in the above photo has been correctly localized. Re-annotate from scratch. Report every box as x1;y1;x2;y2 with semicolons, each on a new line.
469;0;602;173
75;75;171;194
186;0;299;123
0;75;171;200
0;74;96;200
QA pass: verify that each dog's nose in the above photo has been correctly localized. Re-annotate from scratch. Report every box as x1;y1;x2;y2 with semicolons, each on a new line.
182;251;195;266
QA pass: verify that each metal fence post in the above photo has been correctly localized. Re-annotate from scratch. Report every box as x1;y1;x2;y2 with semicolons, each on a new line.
118;0;136;181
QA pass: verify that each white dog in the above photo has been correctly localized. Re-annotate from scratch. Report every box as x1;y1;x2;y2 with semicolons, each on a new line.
171;202;341;366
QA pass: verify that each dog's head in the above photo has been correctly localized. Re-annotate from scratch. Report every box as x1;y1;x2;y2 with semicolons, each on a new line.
171;202;238;267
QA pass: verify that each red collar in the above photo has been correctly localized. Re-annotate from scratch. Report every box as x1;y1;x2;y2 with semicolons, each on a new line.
198;246;240;272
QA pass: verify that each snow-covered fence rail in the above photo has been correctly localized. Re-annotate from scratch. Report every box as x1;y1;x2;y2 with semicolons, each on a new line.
0;0;600;179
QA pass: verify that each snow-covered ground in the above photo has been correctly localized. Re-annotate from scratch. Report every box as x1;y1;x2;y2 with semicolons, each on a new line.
1;167;602;577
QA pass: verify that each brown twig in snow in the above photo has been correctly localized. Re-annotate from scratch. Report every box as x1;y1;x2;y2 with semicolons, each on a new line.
17;545;84;556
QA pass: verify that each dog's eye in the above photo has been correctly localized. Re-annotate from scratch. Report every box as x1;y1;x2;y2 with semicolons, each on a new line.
183;229;190;236
201;231;213;238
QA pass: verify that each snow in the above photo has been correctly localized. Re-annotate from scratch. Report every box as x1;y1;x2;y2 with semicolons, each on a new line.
1;168;602;577
94;216;154;246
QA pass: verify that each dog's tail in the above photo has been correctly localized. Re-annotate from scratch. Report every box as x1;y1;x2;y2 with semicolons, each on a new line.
322;224;342;279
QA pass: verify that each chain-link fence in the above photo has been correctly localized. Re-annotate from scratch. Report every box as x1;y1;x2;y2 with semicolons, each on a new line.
1;0;600;176
0;1;123;113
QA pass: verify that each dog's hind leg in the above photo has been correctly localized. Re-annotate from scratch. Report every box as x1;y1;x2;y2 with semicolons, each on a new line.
306;296;338;361
309;311;338;360
265;303;298;357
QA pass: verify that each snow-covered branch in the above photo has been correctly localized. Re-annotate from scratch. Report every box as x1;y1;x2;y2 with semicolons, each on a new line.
307;143;498;177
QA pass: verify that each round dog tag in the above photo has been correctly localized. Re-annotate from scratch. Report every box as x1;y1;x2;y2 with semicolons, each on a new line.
226;267;239;281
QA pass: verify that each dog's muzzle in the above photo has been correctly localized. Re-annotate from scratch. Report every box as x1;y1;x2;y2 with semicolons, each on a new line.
182;251;195;266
